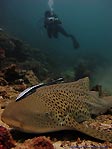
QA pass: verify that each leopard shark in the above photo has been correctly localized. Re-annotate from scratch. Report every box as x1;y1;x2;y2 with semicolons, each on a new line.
1;77;112;142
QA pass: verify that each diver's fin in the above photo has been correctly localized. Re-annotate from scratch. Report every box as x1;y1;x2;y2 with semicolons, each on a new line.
69;35;80;49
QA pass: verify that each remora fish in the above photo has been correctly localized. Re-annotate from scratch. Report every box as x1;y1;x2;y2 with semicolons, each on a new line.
1;77;112;142
16;77;63;101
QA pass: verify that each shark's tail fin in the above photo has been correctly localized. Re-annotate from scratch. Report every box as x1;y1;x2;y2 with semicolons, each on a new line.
84;92;112;116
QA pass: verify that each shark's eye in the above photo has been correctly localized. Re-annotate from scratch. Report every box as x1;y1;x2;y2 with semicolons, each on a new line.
45;112;53;118
45;112;49;116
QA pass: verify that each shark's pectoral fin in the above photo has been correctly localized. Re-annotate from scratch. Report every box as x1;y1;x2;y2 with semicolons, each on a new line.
65;116;112;142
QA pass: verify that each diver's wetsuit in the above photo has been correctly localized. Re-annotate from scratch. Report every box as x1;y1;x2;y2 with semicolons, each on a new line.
44;11;61;38
44;11;80;49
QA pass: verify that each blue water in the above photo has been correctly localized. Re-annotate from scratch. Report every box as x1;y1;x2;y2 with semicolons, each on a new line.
1;0;112;90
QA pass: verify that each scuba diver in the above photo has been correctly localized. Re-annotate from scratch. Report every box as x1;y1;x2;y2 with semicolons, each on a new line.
44;10;80;49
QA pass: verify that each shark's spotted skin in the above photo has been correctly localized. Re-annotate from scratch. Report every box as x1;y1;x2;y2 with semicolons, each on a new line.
1;77;112;142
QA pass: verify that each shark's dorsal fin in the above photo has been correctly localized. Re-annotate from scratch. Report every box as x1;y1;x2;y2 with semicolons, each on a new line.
72;77;90;92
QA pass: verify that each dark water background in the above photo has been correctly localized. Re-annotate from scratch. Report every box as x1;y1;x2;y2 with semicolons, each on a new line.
0;0;112;91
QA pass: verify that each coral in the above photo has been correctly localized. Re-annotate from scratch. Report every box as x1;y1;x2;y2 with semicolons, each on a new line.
0;48;5;59
54;139;112;149
74;61;91;81
0;85;18;109
0;78;8;86
21;60;49;81
0;30;50;81
13;84;27;92
14;136;54;149
3;64;20;83
91;85;102;97
0;126;15;149
25;70;39;85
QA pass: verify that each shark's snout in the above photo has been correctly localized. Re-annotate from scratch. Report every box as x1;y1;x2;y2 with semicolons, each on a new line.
1;102;23;128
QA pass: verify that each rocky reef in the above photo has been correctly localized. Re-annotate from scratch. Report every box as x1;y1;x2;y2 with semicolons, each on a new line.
0;125;112;149
0;126;54;149
0;29;112;149
0;29;51;81
0;126;15;149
